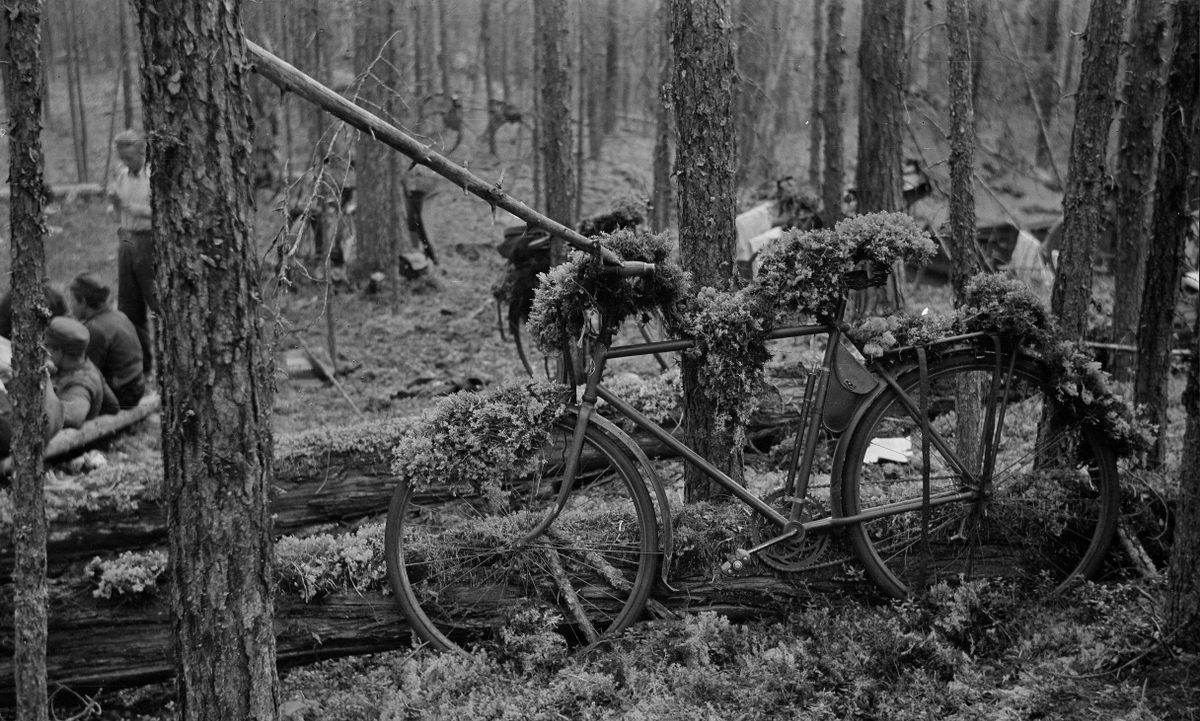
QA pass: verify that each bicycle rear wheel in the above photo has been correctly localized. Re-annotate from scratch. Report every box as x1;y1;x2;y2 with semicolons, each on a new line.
838;349;1120;597
385;418;659;652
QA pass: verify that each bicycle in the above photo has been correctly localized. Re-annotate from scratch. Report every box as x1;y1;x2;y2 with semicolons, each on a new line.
384;219;1121;653
415;93;465;154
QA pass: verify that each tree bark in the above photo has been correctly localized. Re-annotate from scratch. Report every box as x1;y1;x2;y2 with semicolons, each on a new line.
670;0;741;500
946;0;978;297
602;0;620;136
481;1;497;155
436;0;452;97
118;0;136;130
1050;0;1127;341
820;0;845;227
946;0;984;475
65;0;89;184
1136;0;1198;471
650;0;673;233
352;2;405;283
1165;0;1200;644
733;0;773;185
855;0;905;215
807;0;825;192
2;2;51;716
533;0;576;264
1033;0;1062;170
1111;0;1172;383
134;0;280;718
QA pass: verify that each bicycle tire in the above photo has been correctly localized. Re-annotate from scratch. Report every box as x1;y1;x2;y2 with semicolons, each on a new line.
385;416;659;652
838;349;1120;597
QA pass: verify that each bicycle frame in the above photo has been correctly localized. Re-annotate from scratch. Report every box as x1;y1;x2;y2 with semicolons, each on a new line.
544;301;992;562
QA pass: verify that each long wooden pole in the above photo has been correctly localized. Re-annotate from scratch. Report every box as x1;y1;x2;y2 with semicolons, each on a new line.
245;40;619;265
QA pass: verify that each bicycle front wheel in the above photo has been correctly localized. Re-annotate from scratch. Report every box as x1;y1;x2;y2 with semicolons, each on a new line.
839;350;1120;597
385;418;659;652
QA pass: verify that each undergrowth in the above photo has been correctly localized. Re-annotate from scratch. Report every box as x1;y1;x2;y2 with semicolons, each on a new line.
259;577;1195;721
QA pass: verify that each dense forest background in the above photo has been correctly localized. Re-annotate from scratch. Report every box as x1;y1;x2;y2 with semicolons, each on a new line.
12;0;1087;209
3;0;1200;719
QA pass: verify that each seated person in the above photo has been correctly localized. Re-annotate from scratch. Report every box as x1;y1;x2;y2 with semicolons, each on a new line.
0;283;69;339
0;336;65;457
68;272;145;408
46;316;112;428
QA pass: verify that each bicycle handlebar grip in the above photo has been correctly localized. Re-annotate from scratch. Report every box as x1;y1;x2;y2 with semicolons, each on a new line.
602;261;656;278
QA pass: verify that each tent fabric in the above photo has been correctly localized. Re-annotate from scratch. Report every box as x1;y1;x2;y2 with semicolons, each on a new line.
735;202;774;263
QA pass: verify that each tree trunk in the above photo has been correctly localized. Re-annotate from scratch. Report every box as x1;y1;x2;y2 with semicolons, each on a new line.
946;0;984;477
297;0;327;156
947;0;978;297
134;0;280;717
670;0;741;500
1164;0;1200;644
807;0;824;191
411;0;428;100
2;2;51;716
855;0;906;313
1050;0;1126;341
732;0;772;185
602;0;620;136
1111;0;1171;383
352;2;404;284
437;0;452;96
855;0;904;215
1136;0;1198;470
481;1;497;155
118;0;136;130
820;0;845;227
650;0;673;233
65;1;89;184
1033;0;1062;170
533;0;576;264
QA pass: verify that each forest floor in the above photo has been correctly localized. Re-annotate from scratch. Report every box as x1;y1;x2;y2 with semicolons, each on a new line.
4;67;1199;720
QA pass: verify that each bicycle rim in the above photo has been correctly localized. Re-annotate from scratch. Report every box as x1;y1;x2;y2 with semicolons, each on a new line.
839;351;1120;597
385;418;659;652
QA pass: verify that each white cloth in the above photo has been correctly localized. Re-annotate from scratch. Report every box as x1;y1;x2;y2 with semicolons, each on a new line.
735;202;774;263
108;164;152;231
1003;230;1055;302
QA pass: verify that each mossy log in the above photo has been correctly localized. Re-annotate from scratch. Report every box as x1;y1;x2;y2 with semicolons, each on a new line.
1;408;800;578
0;567;867;703
0;589;412;705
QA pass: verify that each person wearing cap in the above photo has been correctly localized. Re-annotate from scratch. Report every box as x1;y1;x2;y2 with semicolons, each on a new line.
68;272;145;409
0;338;65;458
0;283;68;340
107;128;158;375
46;316;113;428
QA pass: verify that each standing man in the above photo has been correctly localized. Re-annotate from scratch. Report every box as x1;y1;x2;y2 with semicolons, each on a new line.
107;129;157;375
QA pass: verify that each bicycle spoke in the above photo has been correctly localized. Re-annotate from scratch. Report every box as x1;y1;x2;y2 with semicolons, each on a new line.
842;351;1119;598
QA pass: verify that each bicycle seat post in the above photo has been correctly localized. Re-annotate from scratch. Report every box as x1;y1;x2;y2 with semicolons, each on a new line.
787;295;849;524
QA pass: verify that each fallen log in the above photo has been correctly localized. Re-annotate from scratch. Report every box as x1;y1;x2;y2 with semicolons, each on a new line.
0;589;413;706
0;417;413;578
2;407;800;578
0;393;161;477
0;565;869;704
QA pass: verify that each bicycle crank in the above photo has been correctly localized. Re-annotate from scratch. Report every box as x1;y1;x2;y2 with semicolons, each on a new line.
749;489;832;572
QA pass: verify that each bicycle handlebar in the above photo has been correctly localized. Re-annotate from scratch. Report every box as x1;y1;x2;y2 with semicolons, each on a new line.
600;260;656;278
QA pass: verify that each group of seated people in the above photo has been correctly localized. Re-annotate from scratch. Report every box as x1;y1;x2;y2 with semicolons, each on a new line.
0;273;147;458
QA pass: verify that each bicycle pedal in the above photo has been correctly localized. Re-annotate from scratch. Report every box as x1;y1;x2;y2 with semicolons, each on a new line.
719;548;754;576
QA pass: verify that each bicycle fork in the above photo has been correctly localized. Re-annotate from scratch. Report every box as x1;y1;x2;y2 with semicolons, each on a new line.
516;314;612;548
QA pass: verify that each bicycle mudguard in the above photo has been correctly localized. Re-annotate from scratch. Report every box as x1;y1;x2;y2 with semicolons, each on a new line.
582;411;677;592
